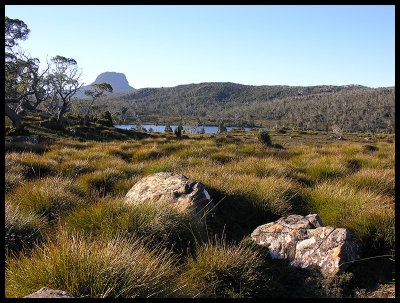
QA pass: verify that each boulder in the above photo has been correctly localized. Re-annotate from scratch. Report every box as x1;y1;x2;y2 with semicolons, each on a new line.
124;172;215;220
24;287;74;298
251;214;359;277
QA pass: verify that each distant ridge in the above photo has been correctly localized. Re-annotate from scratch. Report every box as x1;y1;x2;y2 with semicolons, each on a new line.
74;72;135;99
94;81;394;133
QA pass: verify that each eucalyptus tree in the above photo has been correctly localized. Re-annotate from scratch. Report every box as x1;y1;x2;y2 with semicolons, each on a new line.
5;17;50;131
82;82;113;125
46;56;83;126
164;123;173;133
217;121;227;133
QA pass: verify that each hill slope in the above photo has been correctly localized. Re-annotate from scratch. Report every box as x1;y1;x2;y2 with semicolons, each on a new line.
84;82;395;133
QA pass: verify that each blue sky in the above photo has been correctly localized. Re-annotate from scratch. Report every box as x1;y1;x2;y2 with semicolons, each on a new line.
5;5;395;89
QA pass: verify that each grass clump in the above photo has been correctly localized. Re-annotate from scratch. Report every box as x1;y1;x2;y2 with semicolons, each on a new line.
5;199;48;253
8;176;84;222
342;167;394;197
5;171;25;193
5;231;179;298
177;236;268;297
4;122;395;297
209;152;233;164
132;148;163;162
305;181;394;254
5;141;49;154
62;199;205;255
305;157;347;181
57;159;95;177
76;168;125;197
5;152;58;179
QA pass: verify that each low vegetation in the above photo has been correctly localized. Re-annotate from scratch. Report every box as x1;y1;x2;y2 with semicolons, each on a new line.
5;115;395;298
98;82;395;134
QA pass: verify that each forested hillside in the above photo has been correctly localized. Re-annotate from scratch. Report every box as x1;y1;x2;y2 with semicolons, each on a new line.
83;82;395;133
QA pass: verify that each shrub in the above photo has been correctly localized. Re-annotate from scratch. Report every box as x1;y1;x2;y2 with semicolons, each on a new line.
164;124;173;133
257;130;272;146
97;110;113;127
174;124;183;138
217;122;227;134
363;144;379;152
5;231;179;298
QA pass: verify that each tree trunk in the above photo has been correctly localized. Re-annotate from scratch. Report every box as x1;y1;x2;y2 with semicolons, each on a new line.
57;100;68;127
5;103;22;130
83;114;89;126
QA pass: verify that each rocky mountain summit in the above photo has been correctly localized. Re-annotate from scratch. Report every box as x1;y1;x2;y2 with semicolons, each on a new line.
74;72;135;99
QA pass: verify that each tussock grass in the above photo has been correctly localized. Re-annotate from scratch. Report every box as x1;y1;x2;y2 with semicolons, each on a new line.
177;236;269;298
209;152;234;164
68;146;106;161
342;167;395;197
341;145;362;155
186;166;305;217
305;181;394;254
76;168;126;197
132;148;163;162
5;141;49;154
91;156;127;170
62;199;205;254
56;159;95;177
43;146;81;162
5;171;25;193
143;156;185;176
117;141;142;150
228;156;293;178
305;156;348;181
116;162;145;176
4;129;394;297
348;153;391;169
5;199;48;253
5;230;179;298
103;146;134;161
60;140;95;150
112;176;143;196
157;141;183;154
5;152;58;179
8;176;84;221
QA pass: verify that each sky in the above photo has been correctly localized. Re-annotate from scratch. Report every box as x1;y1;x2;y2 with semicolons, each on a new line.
5;5;395;89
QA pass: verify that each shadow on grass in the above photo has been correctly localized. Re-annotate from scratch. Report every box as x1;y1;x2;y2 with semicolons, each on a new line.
204;187;282;242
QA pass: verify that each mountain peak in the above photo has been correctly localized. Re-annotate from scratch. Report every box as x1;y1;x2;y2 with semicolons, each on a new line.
94;72;134;91
74;72;135;99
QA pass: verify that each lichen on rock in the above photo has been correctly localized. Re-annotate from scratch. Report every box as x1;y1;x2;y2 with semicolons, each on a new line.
251;214;359;277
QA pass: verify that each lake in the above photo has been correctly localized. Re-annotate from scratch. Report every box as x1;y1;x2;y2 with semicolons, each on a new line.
115;124;252;134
